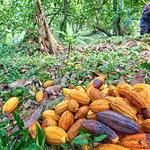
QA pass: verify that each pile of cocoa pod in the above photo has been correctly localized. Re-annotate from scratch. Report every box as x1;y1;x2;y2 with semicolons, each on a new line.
2;77;150;150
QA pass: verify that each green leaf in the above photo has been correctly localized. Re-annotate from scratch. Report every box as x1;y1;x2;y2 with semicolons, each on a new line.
93;134;107;142
13;112;24;129
71;135;89;145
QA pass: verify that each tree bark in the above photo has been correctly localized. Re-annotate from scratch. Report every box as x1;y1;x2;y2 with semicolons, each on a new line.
36;0;63;54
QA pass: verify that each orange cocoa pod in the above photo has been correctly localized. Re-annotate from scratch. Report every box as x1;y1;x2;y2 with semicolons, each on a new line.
88;87;103;101
108;85;120;97
69;90;90;105
55;100;69;114
42;110;60;121
75;106;89;119
58;110;74;131
117;83;146;108
35;91;44;102
120;134;150;149
2;97;19;113
28;121;41;139
142;119;150;133
67;119;85;139
90;99;110;113
42;118;57;128
68;99;79;113
87;110;96;120
75;86;86;92
95;144;129;150
43;80;53;88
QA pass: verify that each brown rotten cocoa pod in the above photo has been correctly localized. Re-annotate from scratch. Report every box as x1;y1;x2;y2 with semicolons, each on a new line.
120;134;150;149
81;119;119;143
93;79;104;89
96;110;139;134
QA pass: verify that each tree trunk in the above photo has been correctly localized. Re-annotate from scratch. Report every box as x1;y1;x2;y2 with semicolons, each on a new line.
36;0;63;54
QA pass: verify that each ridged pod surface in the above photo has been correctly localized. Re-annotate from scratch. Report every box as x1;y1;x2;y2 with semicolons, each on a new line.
96;110;139;134
58;110;74;131
95;144;129;150
3;97;19;113
43;80;53;88
81;120;119;143
133;84;150;92
141;107;150;119
35;91;44;102
117;83;146;108
68;99;79;113
42;110;60;121
75;106;89;119
67;119;85;139
42;118;57;128
55;100;69;114
87;110;96;120
69;90;90;105
90;99;110;112
108;85;120;97
120;134;150;149
142;119;150;133
44;126;68;145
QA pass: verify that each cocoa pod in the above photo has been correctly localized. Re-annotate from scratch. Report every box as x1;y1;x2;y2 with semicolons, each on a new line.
3;97;19;113
28;121;41;139
68;99;79;113
88;87;103;101
35;91;44;102
108;85;120;97
96;110;139;134
82;144;91;150
67;118;85;140
133;83;150;92
75;106;89;119
90;99;110;113
117;83;146;108
95;144;129;150
42;118;57;128
81;119;119;143
75;86;86;92
87;110;96;120
120;134;150;149
44;126;68;145
110;97;138;121
42;110;60;121
43;80;53;88
69;90;90;105
93;79;104;89
55;100;69;114
141;107;150;119
142;119;150;133
58;110;74;131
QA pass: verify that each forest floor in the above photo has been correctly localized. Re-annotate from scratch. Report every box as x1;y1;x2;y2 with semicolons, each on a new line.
0;34;150;149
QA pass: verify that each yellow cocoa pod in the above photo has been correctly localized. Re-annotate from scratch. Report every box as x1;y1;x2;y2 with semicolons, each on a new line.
43;80;53;88
62;88;76;96
42;110;60;121
108;85;120;97
90;99;110;113
67;119;85;139
3;97;19;113
87;110;96;120
110;97;138;121
133;83;150;92
69;90;90;105
75;106;89;119
95;144;129;150
68;99;79;113
142;119;150;133
35;91;44;102
55;100;69;114
28;121;41;139
82;144;91;150
44;126;68;145
75;86;85;92
58;110;74;131
42;118;57;128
